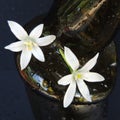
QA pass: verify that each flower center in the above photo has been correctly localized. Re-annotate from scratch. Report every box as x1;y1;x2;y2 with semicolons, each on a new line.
76;73;82;79
73;71;83;81
24;40;37;51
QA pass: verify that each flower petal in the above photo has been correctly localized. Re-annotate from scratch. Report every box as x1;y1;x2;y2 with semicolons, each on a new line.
63;80;76;108
77;80;91;102
20;49;32;70
83;72;105;82
79;53;99;72
64;47;80;71
36;35;56;46
4;41;23;52
8;21;28;41
58;74;72;86
32;46;45;62
29;24;44;38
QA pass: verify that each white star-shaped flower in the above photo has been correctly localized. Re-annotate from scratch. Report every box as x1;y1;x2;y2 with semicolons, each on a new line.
5;21;56;70
58;47;105;108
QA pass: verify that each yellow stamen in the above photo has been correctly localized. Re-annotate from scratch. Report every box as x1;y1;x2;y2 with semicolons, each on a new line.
77;73;82;79
74;72;83;80
24;40;36;50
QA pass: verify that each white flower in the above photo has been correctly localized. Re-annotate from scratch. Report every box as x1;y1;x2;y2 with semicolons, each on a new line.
58;47;105;108
5;21;56;70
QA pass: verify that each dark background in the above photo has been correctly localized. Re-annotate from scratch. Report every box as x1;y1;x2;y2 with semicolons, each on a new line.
0;0;120;120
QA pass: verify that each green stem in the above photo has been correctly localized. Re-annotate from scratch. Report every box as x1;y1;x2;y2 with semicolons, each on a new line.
59;48;73;73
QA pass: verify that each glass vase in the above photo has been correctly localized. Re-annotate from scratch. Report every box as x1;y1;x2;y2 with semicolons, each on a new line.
16;0;120;120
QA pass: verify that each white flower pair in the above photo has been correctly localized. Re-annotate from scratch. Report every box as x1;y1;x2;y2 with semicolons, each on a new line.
5;21;105;108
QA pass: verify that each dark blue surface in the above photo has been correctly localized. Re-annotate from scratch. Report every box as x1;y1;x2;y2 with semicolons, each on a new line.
0;0;120;120
0;0;53;120
108;28;120;120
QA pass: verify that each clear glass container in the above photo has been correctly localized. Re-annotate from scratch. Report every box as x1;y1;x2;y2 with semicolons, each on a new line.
16;0;120;119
